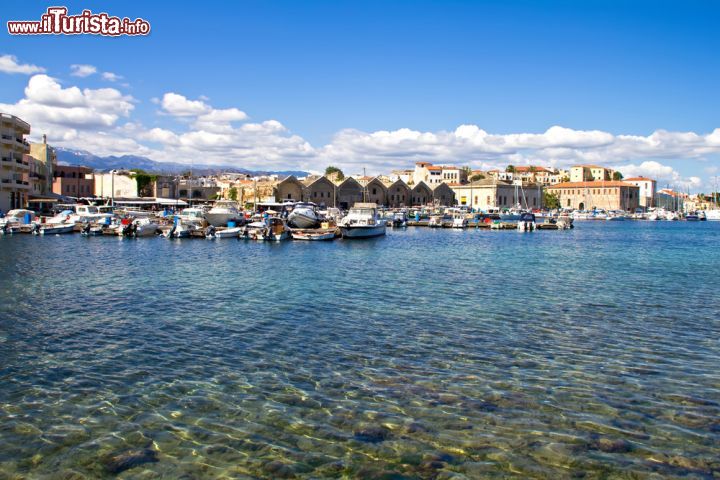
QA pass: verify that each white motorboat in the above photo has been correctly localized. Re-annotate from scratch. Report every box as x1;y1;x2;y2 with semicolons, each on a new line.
339;203;386;239
665;211;679;221
242;217;290;241
428;214;444;228
555;213;574;230
0;208;35;227
163;220;198;239
177;207;207;225
120;218;159;237
517;212;536;232
205;200;243;227
705;209;720;221
287;202;320;229
207;226;243;239
451;214;468;228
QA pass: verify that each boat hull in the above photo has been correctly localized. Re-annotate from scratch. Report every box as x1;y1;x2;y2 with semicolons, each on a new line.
205;212;241;227
39;224;75;235
340;225;386;238
288;209;319;229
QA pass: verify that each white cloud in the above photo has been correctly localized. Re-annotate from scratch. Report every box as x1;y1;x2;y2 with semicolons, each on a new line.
70;64;97;77
0;74;135;138
101;71;122;82
0;54;45;74
160;92;210;116
1;72;719;186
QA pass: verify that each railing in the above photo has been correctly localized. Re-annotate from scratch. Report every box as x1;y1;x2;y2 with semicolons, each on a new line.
0;113;31;131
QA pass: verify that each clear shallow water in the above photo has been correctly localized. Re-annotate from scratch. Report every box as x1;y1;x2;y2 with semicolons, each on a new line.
1;222;719;479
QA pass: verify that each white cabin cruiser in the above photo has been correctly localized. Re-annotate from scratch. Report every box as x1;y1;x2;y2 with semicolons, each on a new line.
339;203;386;239
287;202;320;229
177;207;207;225
0;209;35;227
205;200;243;227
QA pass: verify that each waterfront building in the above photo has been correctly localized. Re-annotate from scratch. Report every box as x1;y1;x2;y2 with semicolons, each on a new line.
302;175;336;206
547;181;639;211
432;182;456;206
53;165;94;198
656;188;685;212
335;177;364;209
358;176;388;206
177;176;220;201
411;181;433;205
384;178;411;208
28;135;56;196
451;178;543;210
275;175;304;202
95;170;138;199
413;162;467;186
624;177;656;208
153;175;178;199
0;113;31;212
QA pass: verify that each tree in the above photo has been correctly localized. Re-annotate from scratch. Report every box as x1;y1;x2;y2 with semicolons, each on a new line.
325;166;344;180
470;174;486;182
506;165;516;173
227;187;238;201
612;171;624;181
561;175;570;183
131;168;157;197
543;190;561;209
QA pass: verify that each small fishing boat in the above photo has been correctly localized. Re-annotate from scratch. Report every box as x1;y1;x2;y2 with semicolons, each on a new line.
163;220;198;239
242;217;290;241
35;223;75;235
207;226;243;239
428;214;444;228
517;212;536;232
80;223;106;236
451;213;468;228
292;230;336;241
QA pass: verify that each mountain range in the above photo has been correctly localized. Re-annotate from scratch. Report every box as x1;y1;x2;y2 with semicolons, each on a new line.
54;147;310;178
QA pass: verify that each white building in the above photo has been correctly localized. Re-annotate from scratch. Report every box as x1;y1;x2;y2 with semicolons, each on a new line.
94;170;138;198
623;177;656;208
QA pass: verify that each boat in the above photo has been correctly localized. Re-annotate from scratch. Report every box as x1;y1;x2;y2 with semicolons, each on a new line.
205;200;243;227
555;212;574;229
163;220;199;239
206;226;243;239
391;211;408;228
338;203;386;239
80;223;107;236
35;223;75;235
517;212;536;232
242;217;290;241
685;212;700;221
665;211;679;221
177;207;207;225
287;202;320;229
0;208;35;227
292;230;336;241
119;218;159;237
451;213;468;228
428;214;444;228
704;209;720;221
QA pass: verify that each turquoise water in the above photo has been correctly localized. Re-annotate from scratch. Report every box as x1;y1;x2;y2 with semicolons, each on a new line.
1;222;719;479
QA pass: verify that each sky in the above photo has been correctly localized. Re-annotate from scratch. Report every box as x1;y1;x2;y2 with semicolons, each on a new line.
1;0;719;191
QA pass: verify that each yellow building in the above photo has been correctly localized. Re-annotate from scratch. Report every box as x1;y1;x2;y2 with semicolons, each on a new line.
1;113;31;212
28;135;57;196
547;181;640;211
569;165;614;183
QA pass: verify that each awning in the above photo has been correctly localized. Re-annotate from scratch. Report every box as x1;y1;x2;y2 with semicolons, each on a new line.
28;193;68;203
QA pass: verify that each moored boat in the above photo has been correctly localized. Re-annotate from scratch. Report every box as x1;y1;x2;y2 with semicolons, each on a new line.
287;202;320;229
205;200;243;227
339;203;386;239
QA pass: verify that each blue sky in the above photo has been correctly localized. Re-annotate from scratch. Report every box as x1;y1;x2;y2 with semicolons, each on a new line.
1;0;719;189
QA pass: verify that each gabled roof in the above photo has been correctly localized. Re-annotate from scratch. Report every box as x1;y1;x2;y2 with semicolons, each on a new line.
624;176;655;182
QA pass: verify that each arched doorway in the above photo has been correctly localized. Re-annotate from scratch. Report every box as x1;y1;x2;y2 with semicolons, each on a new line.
579;202;585;210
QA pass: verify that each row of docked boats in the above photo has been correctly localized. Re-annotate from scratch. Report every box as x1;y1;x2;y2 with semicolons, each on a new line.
0;202;389;240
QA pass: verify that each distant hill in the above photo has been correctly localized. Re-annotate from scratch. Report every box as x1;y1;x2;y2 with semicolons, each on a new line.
54;147;310;178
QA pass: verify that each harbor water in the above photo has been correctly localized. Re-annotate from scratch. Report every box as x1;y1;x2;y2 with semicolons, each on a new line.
1;222;719;478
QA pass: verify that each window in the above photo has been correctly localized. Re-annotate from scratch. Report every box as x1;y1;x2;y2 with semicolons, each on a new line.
567;199;571;206
533;198;536;206
372;188;377;195
314;191;317;198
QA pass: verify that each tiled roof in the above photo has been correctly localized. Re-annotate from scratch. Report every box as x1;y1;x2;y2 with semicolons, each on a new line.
624;177;654;182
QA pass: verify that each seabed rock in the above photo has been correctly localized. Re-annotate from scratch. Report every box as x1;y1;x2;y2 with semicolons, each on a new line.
354;425;392;443
104;448;158;474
